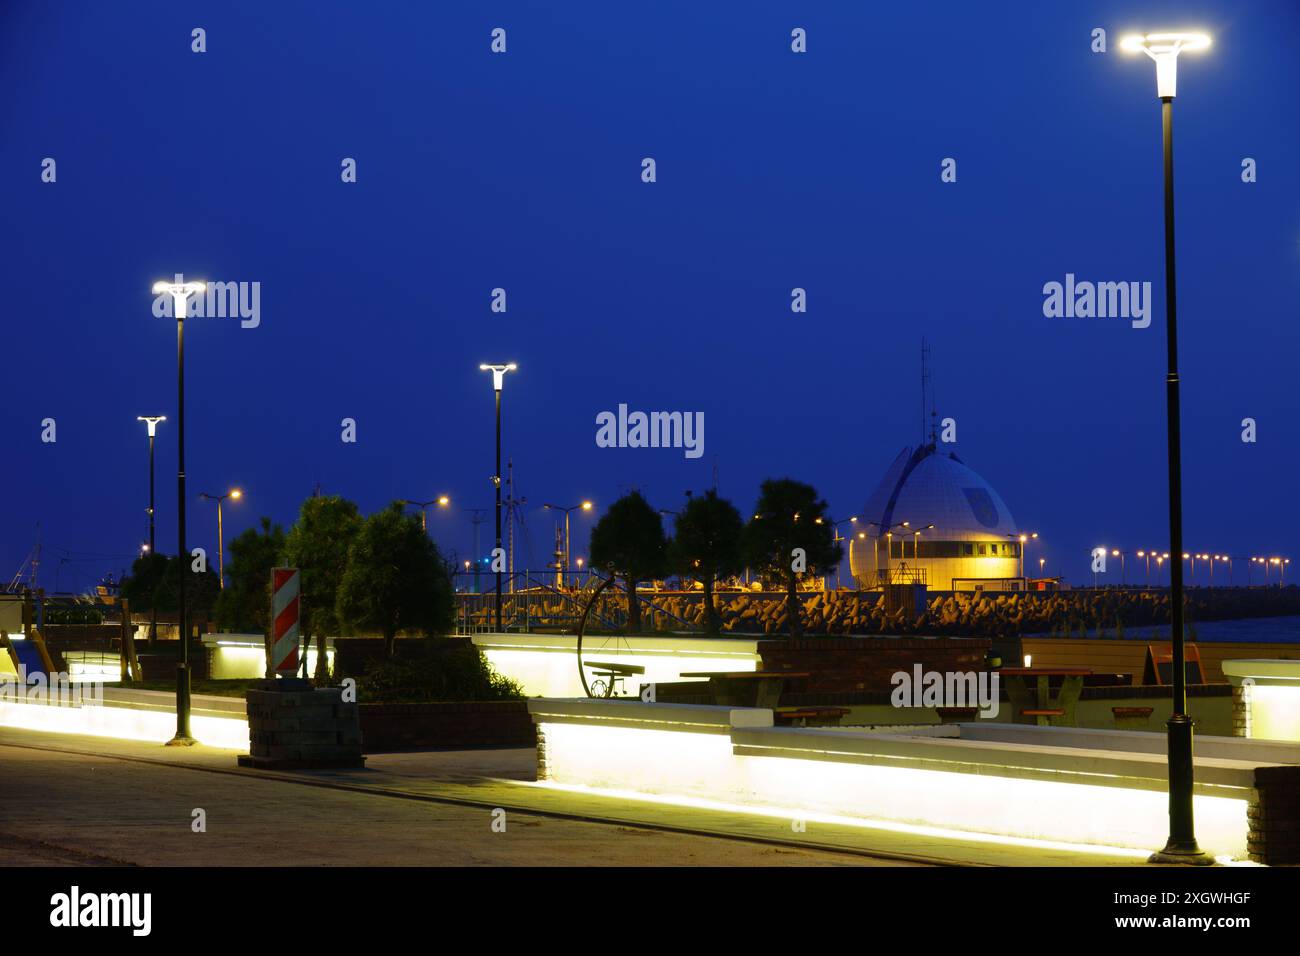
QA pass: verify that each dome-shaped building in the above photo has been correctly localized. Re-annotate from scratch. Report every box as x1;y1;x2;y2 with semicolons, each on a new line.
849;443;1026;592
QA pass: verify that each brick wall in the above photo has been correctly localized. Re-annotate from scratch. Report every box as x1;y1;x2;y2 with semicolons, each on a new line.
1232;684;1250;737
359;700;535;752
757;637;992;694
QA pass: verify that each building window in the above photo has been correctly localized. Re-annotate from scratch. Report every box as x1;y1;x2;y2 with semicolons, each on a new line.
978;544;986;555
963;543;973;556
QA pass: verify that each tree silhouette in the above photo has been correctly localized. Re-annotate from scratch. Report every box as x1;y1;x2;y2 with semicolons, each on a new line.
214;517;285;635
283;496;362;678
588;490;667;634
669;490;744;634
742;478;843;637
337;503;454;658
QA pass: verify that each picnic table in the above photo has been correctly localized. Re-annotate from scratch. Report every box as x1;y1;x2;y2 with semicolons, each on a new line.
584;660;645;698
999;667;1092;726
678;670;811;710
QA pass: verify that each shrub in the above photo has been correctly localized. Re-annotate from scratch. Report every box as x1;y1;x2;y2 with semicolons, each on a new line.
355;641;523;703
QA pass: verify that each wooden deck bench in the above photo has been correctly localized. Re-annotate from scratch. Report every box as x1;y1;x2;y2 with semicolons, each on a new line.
1112;705;1155;730
775;706;850;728
936;706;980;724
1020;708;1066;727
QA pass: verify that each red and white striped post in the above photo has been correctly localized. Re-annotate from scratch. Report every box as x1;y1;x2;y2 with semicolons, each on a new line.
270;567;301;678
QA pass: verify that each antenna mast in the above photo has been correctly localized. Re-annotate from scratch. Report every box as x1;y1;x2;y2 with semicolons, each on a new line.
920;338;931;446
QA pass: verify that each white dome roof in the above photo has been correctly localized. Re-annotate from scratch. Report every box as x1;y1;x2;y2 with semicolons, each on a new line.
863;445;1018;540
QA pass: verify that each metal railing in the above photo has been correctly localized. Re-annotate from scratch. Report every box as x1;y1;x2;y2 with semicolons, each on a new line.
453;571;702;634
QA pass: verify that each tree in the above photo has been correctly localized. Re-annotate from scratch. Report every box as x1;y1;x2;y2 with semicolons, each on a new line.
742;478;843;637
119;553;220;636
283;495;362;680
669;490;744;634
214;517;286;634
588;490;667;634
336;502;455;658
120;552;169;616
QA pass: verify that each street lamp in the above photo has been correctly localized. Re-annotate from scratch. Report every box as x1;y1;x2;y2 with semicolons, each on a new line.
1121;28;1214;865
198;489;242;589
153;276;206;748
543;501;593;586
136;415;166;646
1112;549;1126;587
480;363;516;631
401;495;451;532
1009;532;1039;582
818;516;857;589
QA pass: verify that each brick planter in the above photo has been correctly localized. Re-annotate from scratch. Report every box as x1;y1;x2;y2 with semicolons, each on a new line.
1249;765;1300;864
358;700;535;752
238;683;365;770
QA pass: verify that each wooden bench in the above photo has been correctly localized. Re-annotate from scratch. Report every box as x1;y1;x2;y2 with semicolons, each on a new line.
936;706;980;724
1020;708;1065;727
775;706;850;728
1112;705;1155;730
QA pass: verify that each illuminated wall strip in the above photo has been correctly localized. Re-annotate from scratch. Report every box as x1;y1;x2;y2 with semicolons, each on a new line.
0;699;248;750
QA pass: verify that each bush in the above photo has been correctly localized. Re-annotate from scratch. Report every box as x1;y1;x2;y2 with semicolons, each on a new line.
354;641;523;703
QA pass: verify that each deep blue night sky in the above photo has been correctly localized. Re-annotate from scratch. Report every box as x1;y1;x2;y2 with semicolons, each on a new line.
3;1;1298;593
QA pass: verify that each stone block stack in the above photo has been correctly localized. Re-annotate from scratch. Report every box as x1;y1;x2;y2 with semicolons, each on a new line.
238;682;365;770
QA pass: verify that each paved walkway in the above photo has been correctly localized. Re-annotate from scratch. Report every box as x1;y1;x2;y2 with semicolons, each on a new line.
0;725;1148;866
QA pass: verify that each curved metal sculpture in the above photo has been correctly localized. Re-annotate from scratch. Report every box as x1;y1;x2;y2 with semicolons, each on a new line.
574;568;621;698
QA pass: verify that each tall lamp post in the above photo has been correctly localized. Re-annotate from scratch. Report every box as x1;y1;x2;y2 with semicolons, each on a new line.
480;363;516;631
1121;30;1213;865
544;501;593;588
136;415;166;646
154;277;206;748
198;488;242;588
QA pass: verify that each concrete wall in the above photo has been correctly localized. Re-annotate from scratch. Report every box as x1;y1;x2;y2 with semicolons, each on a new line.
529;698;1273;860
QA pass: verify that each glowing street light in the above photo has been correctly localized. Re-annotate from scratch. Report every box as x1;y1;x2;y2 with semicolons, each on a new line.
401;495;451;532
480;363;516;631
543;500;594;583
153;276;206;748
198;488;243;589
1010;531;1039;582
1120;28;1214;865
